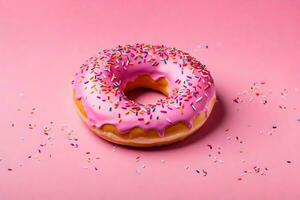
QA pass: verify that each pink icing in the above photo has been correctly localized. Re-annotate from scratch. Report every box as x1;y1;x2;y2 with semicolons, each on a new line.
73;44;216;136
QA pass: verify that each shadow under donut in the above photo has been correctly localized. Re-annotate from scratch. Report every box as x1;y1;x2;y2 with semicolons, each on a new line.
159;93;226;150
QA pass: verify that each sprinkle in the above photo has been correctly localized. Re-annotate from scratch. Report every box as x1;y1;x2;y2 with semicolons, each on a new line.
202;169;208;176
286;160;292;164
30;108;36;115
166;118;172;123
75;44;215;139
152;61;159;67
233;97;240;103
112;145;117;152
43;125;51;133
197;44;208;49
196;96;203;103
262;99;268;104
191;104;196;111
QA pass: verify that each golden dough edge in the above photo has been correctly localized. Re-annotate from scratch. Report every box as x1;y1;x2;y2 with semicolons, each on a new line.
73;75;216;147
74;95;216;147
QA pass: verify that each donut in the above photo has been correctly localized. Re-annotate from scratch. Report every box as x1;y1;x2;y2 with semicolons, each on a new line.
73;44;216;147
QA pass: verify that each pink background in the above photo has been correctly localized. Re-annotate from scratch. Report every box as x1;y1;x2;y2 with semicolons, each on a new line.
1;0;300;199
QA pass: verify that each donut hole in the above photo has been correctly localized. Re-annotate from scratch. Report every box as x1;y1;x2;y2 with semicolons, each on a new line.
123;75;169;104
125;88;166;104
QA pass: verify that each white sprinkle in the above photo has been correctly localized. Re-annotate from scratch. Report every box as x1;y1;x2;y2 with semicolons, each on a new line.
197;44;208;49
166;118;172;123
268;89;273;93
141;164;146;168
196;96;203;103
66;129;73;134
185;165;189;170
112;145;117;152
43;125;51;132
213;157;218;163
191;104;196;111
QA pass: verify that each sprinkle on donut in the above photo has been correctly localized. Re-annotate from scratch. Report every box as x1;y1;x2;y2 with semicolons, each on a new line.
74;44;216;136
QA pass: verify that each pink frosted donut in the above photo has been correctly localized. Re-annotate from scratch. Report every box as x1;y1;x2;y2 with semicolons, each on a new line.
73;44;216;147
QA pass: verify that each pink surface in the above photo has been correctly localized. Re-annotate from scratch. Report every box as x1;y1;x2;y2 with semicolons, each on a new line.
0;0;300;199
